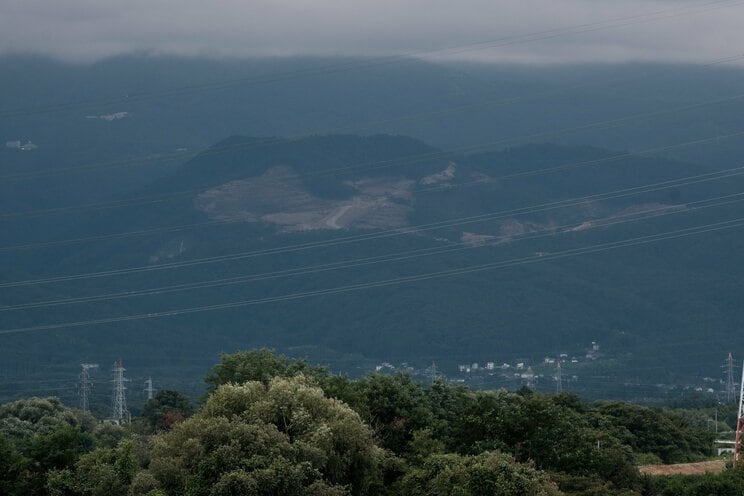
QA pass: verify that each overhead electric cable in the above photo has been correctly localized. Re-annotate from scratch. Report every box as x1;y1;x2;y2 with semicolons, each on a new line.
2;164;744;289
4;127;744;253
2;216;744;335
4;190;743;312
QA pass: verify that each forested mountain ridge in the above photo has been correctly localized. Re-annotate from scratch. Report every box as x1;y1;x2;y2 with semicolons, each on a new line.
1;133;743;406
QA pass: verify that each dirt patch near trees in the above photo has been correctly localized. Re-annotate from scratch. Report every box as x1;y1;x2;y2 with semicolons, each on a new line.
639;460;725;476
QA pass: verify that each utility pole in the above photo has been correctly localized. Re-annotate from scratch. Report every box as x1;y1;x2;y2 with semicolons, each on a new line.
111;359;130;424
78;363;98;413
555;360;563;394
734;361;744;467
724;353;736;403
525;366;535;390
144;376;156;401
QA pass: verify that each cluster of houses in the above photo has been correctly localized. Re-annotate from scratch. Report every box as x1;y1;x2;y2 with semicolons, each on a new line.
456;341;602;375
369;342;605;389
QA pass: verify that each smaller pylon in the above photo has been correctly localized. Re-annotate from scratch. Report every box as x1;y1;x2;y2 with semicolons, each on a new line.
144;377;156;401
555;360;563;394
525;366;535;390
111;359;130;424
78;363;99;413
724;353;736;403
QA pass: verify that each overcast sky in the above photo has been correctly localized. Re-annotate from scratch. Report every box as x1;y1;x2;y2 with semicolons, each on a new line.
1;0;743;64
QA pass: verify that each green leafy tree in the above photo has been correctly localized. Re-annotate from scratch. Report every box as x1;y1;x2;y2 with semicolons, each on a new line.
205;349;325;389
0;433;29;495
23;424;95;494
0;397;95;443
424;380;474;449
400;451;561;496
149;376;383;495
649;469;744;496
26;425;94;473
46;468;77;496
71;438;139;496
354;373;434;454
592;402;714;463
452;391;639;489
141;391;193;431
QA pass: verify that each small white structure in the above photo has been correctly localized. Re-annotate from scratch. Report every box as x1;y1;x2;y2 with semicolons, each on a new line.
5;140;21;149
375;362;396;373
100;111;130;121
485;362;495;370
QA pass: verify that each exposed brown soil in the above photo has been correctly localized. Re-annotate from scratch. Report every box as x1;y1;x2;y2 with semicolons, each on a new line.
638;460;726;476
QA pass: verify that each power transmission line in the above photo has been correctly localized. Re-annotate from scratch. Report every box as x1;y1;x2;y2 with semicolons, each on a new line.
3;161;743;290
4;189;744;313
2;214;744;336
3;123;744;255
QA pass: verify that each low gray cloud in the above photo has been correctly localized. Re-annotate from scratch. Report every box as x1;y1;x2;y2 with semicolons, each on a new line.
1;0;743;64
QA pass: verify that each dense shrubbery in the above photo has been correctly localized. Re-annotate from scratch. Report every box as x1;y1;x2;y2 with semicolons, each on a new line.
0;349;731;495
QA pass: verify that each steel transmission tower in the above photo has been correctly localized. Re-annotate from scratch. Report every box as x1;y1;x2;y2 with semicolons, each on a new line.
78;363;98;413
525;366;535;390
555;361;563;394
734;361;744;466
724;353;736;403
111;359;130;424
144;377;156;401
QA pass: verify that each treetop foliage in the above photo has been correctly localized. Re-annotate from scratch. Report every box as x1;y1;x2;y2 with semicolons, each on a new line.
0;349;727;496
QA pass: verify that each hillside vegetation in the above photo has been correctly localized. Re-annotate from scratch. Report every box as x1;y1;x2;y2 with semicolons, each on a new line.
2;134;744;404
1;350;738;496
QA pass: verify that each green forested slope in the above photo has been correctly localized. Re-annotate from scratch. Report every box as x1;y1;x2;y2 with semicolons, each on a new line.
1;135;743;406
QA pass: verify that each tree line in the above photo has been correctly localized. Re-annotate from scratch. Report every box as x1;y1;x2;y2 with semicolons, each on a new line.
0;349;740;495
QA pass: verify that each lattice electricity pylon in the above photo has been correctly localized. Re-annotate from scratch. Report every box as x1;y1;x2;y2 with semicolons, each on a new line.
144;377;156;401
78;363;98;413
724;353;736;403
555;361;563;394
111;359;130;424
734;361;744;467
